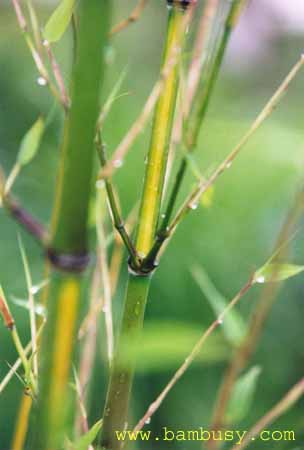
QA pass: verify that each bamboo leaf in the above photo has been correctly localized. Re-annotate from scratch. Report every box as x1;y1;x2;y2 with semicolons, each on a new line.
72;419;102;450
226;366;262;423
44;0;76;43
17;117;45;166
192;266;247;346
254;263;304;284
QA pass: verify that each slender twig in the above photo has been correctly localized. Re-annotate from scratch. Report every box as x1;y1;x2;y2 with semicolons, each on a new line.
145;54;304;264
229;378;304;450
0;322;44;394
110;0;149;36
133;274;254;432
0;289;37;396
43;40;70;109
100;5;191;448
96;134;140;269
99;5;195;180
11;0;66;109
96;192;114;362
19;237;38;378
2;195;48;244
152;0;247;261
209;187;304;438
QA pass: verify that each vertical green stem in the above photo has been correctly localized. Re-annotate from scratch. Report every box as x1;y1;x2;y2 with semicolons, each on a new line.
30;2;110;449
145;0;248;266
100;6;186;450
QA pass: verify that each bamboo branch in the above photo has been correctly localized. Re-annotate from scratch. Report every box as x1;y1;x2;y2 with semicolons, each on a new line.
96;135;140;269
110;0;149;36
99;5;195;180
100;4;190;449
229;378;304;450
150;0;248;263
209;187;304;440
11;0;68;110
146;54;304;263
133;274;254;432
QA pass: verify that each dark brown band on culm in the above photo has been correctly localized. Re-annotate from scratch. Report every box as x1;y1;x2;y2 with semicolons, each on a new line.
47;248;91;273
166;0;195;10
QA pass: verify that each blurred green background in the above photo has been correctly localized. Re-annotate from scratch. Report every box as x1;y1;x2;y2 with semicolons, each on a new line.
1;1;304;449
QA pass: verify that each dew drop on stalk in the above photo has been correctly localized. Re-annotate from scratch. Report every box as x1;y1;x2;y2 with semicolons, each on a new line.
37;76;47;86
190;202;198;210
42;39;49;47
225;161;232;169
161;213;166;219
113;159;123;168
145;417;151;425
96;179;105;189
256;275;265;284
217;319;223;325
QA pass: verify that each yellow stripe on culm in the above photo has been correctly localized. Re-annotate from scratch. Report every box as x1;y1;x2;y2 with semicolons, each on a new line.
11;394;33;450
47;278;80;439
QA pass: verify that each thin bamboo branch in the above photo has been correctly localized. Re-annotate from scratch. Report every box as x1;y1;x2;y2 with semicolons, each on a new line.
133;274;254;432
99;5;195;180
100;4;190;449
11;0;67;109
110;0;149;36
209;187;304;439
151;0;247;261
146;54;304;263
229;378;304;450
96;135;140;269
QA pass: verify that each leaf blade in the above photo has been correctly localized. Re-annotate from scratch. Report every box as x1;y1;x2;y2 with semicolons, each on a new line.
254;263;304;284
17;117;45;166
44;0;76;43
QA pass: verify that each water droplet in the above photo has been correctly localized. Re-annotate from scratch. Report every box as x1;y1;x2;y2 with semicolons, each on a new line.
145;417;151;425
37;76;47;86
226;161;232;169
144;155;148;165
96;179;105;189
256;275;265;284
218;319;223;325
42;39;49;47
134;301;141;316
113;159;123;168
102;304;109;313
189;203;198;210
161;213;166;219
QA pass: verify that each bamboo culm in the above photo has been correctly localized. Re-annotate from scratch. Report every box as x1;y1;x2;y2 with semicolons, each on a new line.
100;5;187;449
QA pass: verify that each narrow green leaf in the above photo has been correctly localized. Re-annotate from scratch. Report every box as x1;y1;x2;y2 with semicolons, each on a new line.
17;117;45;166
254;263;304;284
226;366;262;423
73;419;102;450
44;0;76;43
192;266;247;346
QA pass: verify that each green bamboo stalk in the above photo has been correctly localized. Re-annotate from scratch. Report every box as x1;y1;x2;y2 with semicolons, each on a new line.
144;0;248;269
100;4;187;449
30;2;110;449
